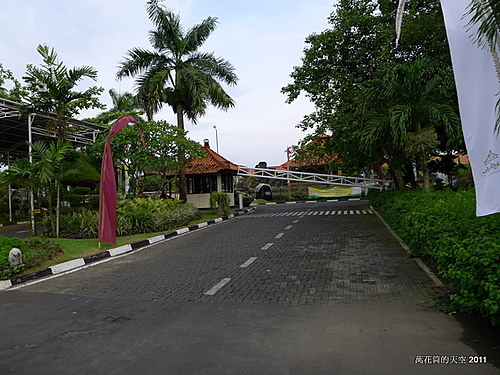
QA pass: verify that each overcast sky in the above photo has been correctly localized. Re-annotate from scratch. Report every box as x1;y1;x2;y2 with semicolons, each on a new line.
0;0;335;167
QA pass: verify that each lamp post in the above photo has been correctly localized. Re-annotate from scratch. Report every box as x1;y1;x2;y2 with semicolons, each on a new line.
213;125;219;153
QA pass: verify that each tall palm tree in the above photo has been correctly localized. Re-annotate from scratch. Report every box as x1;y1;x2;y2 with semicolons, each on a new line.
361;58;462;190
116;0;238;202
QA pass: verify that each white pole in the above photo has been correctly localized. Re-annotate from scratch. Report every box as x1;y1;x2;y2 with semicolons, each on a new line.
7;153;12;222
28;114;35;234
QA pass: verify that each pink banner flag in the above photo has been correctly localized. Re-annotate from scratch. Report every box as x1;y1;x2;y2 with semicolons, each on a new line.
98;115;139;244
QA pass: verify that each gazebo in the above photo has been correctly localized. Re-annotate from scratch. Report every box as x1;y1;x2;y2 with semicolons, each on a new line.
183;139;238;209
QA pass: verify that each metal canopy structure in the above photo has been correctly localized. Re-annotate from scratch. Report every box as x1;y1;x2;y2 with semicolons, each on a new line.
0;97;106;160
237;166;392;190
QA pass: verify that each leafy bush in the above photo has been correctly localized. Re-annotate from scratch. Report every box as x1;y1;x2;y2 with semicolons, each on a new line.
44;198;200;238
88;195;99;208
242;196;253;207
62;193;85;204
0;236;62;279
72;186;91;195
44;208;98;238
210;192;231;216
22;237;63;269
0;236;25;267
370;188;500;326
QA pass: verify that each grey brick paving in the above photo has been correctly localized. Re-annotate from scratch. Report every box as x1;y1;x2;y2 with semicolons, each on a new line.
22;201;437;307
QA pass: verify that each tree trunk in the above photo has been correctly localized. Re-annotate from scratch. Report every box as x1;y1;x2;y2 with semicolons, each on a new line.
176;102;188;202
393;168;406;190
56;180;60;238
420;145;430;191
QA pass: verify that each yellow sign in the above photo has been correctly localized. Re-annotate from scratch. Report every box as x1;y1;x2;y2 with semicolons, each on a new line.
308;186;361;198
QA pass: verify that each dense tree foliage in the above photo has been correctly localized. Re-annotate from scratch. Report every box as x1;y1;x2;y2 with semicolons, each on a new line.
282;0;462;187
85;120;205;195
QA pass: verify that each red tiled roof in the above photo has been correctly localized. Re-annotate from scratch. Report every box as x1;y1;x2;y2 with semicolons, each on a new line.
183;144;239;175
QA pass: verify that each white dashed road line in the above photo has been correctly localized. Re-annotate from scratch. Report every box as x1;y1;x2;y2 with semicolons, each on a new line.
204;278;231;295
275;233;284;239
240;257;257;268
261;243;274;250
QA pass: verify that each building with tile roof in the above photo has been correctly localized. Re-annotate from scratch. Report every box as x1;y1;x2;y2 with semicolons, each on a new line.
183;139;239;208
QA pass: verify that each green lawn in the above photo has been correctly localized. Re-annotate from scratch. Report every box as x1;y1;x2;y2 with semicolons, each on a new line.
48;212;221;266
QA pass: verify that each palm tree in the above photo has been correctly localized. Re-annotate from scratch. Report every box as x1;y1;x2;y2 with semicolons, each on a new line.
116;0;238;202
468;0;500;130
95;89;145;124
2;140;73;236
361;58;462;190
468;0;500;52
23;44;104;139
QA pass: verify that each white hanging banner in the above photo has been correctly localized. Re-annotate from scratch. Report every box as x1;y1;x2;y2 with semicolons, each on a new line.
441;0;500;216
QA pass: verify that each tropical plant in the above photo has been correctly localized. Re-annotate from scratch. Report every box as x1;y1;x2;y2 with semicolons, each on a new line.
361;59;462;190
467;0;500;52
0;63;25;101
93;88;145;125
210;192;231;216
2;140;74;236
116;0;238;201
282;0;453;181
22;44;104;139
46;198;200;238
86;120;204;194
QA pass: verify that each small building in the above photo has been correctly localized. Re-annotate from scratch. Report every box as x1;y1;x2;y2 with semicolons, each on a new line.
184;139;239;209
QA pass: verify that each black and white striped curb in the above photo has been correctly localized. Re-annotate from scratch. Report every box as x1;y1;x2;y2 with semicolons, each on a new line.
0;208;254;291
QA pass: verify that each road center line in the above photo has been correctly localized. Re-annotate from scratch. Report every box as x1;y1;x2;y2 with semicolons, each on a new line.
240;257;257;268
275;233;284;239
204;278;231;295
261;243;274;250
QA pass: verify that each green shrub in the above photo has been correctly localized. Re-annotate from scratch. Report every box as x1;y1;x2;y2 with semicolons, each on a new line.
72;186;91;195
88;195;99;208
62;193;85;204
22;237;63;269
370;188;500;326
0;236;25;267
210;192;231;216
0;236;62;279
44;198;200;238
242;196;253;207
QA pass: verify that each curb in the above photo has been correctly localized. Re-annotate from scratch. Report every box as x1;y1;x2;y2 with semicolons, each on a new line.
370;205;447;290
1;208;254;291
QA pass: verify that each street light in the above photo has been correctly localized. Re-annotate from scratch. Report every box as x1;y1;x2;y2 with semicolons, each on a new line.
213;125;219;153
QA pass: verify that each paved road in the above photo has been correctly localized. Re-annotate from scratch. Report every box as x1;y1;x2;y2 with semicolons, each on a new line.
0;223;32;238
0;201;497;374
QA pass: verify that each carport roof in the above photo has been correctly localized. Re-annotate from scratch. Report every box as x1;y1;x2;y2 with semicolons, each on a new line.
0;97;106;160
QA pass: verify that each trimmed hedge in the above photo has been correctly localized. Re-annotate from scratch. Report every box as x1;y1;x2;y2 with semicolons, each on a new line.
369;189;500;326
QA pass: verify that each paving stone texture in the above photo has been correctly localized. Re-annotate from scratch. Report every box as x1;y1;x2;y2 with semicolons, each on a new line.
23;201;436;307
2;200;498;375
